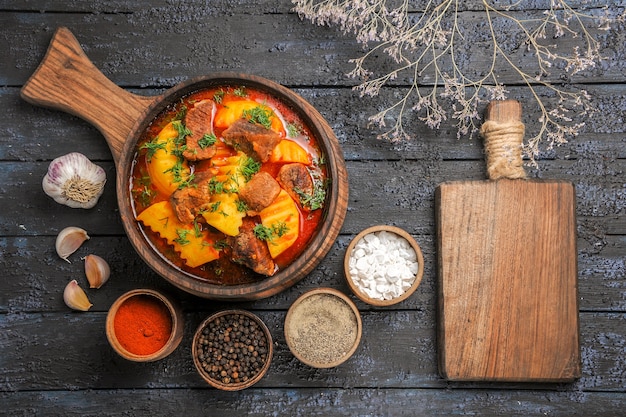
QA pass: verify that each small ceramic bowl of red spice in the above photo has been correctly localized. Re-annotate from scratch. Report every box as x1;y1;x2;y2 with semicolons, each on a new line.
106;289;184;362
192;309;273;391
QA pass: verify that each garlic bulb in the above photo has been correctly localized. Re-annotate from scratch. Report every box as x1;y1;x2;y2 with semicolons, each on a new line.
63;279;93;311
56;226;90;262
84;254;110;288
43;152;106;209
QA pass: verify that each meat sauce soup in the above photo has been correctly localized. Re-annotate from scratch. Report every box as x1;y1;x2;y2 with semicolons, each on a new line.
130;86;327;285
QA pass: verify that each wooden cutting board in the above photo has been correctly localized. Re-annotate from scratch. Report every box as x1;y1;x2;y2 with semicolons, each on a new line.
436;100;581;382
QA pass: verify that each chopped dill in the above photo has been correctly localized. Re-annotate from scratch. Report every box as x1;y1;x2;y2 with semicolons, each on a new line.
173;102;188;121
213;90;225;104
213;240;229;250
165;160;194;189
242;106;273;129
272;221;289;237
236;199;248;213
140;139;166;162
240;157;261;181
172;120;191;145
233;87;247;97
253;222;289;243
295;175;328;210
208;201;221;213
314;154;326;166
193;220;203;238
198;133;217;149
286;123;302;138
208;178;226;194
132;184;156;207
174;229;191;246
253;224;274;242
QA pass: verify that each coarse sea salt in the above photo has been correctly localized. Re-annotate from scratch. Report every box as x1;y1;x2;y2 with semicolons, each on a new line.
348;230;419;301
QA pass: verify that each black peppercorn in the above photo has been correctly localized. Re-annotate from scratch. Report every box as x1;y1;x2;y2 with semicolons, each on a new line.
194;312;270;387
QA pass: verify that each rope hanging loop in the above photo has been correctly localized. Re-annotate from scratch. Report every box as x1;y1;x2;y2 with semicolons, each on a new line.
479;100;527;180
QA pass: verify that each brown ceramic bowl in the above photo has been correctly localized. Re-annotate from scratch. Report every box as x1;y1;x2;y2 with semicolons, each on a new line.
192;309;273;390
344;225;424;306
105;289;184;362
284;288;362;368
21;27;349;301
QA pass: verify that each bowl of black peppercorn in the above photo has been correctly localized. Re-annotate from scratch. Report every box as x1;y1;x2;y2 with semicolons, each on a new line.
192;309;273;390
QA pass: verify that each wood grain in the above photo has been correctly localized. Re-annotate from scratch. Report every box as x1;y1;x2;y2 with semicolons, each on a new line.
437;179;580;381
20;27;156;164
1;2;625;415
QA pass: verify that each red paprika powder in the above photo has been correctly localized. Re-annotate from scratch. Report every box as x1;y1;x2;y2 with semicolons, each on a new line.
113;294;172;356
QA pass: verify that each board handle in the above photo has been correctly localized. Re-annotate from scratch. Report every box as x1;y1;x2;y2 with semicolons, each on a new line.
20;27;157;164
479;100;526;180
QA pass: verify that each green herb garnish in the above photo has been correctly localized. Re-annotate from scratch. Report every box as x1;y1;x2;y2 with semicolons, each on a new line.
253;224;274;242
163;160;194;189
172;120;191;145
133;185;156;207
295;175;328;211
198;133;217;149
286;123;302;138
272;221;289;237
236;199;248;213
174;229;191;246
213;240;229;250
213;90;225;104
208;201;221;213
140;139;166;162
233;87;247;97
208;178;226;194
193;220;203;238
240;157;261;181
253;222;289;243
242;106;273;129
173;102;188;121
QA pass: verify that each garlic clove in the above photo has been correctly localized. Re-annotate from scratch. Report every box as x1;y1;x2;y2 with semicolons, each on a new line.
56;226;90;263
63;279;93;311
84;254;110;289
42;152;106;209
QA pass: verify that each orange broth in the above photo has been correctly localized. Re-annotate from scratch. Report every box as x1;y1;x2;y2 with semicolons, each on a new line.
130;86;327;285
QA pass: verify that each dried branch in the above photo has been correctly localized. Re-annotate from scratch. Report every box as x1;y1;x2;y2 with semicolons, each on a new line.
292;0;624;162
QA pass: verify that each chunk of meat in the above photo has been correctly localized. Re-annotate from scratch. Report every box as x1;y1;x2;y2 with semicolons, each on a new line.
222;119;282;162
183;100;217;161
239;171;281;214
169;171;214;224
229;218;276;276
276;163;314;210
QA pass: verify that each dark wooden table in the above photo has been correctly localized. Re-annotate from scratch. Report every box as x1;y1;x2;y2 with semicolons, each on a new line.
1;1;625;415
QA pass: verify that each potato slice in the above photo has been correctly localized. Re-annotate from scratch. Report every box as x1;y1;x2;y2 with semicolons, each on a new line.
270;139;311;165
137;201;220;268
145;122;191;197
210;151;247;190
202;193;246;237
259;189;300;258
214;98;284;134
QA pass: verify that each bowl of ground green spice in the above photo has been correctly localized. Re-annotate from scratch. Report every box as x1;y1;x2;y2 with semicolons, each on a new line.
284;288;362;368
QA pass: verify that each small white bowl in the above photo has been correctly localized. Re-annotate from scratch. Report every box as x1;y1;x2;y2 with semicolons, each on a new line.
344;225;424;306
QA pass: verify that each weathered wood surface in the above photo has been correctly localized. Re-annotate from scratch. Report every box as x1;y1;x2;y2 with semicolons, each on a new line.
1;1;624;415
